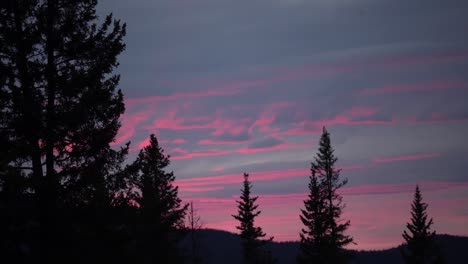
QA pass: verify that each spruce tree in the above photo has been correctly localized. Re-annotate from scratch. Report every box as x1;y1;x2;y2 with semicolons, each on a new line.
298;127;353;264
232;173;275;264
401;185;443;264
298;166;327;263
131;134;188;264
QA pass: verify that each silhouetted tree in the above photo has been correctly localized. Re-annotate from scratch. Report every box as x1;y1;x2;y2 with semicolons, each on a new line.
187;201;204;264
131;134;189;264
298;166;327;264
298;127;353;264
232;173;275;264
1;0;127;261
401;185;444;264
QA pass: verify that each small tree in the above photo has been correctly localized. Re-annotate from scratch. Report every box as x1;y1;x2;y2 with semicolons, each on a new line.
298;127;353;264
187;201;204;264
401;185;443;264
131;134;188;263
232;173;274;264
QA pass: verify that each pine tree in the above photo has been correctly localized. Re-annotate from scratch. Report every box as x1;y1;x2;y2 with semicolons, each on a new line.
401;185;443;264
298;127;353;264
131;134;188;264
1;0;126;200
232;173;275;264
298;166;327;263
1;0;127;261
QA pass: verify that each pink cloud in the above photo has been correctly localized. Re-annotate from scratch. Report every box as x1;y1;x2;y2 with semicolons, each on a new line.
286;115;398;135
172;138;186;144
359;79;468;95
170;147;190;155
279;127;322;136
137;138;151;150
279;106;395;136
248;102;294;135
180;181;468;249
170;141;310;160
134;136;170;151
171;148;233;160
122;51;468;118
176;168;310;189
125;88;242;106
113;109;153;146
346;106;378;117
145;109;251;137
179;186;225;193
212;167;225;172
176;165;371;189
341;181;468;196
124;77;277;110
183;181;468;206
376;51;468;69
373;153;440;163
236;142;308;154
407;113;468;125
198;139;249;145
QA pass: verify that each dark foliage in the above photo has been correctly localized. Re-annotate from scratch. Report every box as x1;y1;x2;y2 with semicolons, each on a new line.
0;0;129;262
0;1;465;264
129;133;189;263
298;127;353;264
232;173;275;264
187;201;204;264
401;185;444;264
179;229;468;264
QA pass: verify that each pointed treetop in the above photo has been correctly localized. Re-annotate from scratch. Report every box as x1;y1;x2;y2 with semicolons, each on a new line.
401;185;441;263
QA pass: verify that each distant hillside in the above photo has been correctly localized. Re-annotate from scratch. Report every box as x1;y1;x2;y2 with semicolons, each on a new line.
181;229;468;264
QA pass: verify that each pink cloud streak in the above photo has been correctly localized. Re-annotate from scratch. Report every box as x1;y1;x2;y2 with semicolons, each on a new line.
359;79;468;95
198;139;249;145
170;142;311;160
177;164;371;189
181;181;468;248
373;153;440;163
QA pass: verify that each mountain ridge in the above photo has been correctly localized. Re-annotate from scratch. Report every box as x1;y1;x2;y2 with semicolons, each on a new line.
181;229;468;264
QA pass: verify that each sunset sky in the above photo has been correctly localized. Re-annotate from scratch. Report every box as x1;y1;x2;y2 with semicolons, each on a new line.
98;0;468;250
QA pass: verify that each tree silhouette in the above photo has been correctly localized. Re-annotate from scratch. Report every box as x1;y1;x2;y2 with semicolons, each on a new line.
130;134;189;264
1;0;127;261
401;185;444;264
187;201;204;264
298;166;327;263
298;127;353;264
232;173;275;264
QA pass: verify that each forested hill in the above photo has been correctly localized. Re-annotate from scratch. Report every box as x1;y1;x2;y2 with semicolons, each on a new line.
182;229;468;264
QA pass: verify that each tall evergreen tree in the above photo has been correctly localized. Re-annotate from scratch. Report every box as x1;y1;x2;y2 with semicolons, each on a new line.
401;185;443;264
0;0;127;261
0;0;126;200
298;166;327;263
232;173;275;264
131;134;188;264
298;127;353;264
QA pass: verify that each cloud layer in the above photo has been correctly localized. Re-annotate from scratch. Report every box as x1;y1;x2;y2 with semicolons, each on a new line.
99;0;468;250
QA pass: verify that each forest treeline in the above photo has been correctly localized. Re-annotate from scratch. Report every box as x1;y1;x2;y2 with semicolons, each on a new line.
0;1;446;263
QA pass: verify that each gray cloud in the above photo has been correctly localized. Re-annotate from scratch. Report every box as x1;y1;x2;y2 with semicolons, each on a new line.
248;136;284;149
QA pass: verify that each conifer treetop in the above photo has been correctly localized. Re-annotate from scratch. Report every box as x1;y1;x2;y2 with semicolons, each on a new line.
401;185;443;264
403;185;436;241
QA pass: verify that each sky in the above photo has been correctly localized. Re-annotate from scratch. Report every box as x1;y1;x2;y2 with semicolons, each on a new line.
97;0;468;250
